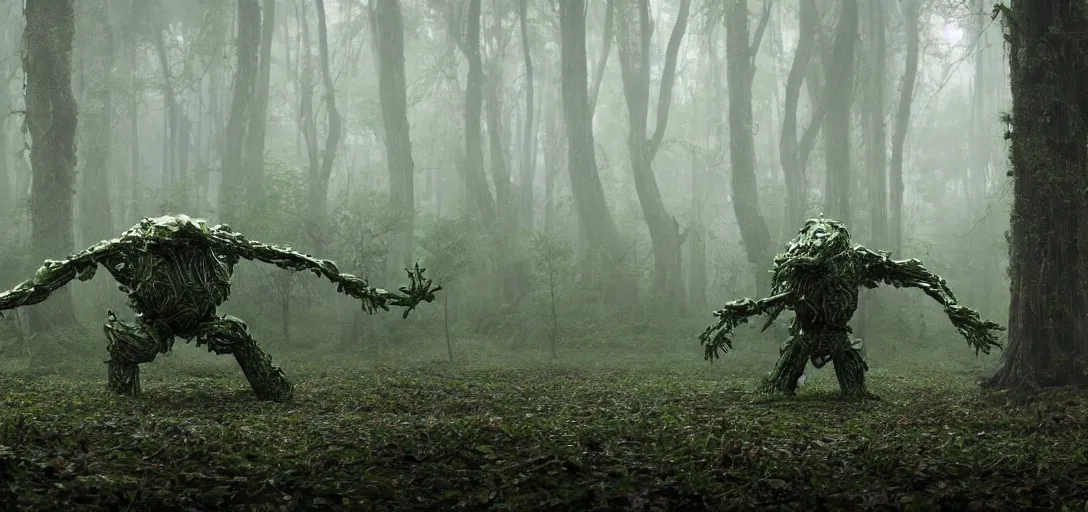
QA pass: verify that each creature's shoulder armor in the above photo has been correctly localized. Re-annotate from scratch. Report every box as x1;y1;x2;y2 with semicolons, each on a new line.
124;214;215;244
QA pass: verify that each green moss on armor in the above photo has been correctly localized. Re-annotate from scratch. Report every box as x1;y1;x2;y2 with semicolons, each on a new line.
699;217;1003;398
0;214;440;402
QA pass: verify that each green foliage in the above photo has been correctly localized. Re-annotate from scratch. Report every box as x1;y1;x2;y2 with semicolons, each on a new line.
417;214;478;285
327;188;406;276
229;159;312;335
239;158;309;246
530;231;573;354
530;231;574;273
0;361;1085;509
529;230;574;301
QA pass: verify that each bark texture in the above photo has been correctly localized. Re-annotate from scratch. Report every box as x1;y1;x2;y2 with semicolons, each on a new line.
986;0;1088;389
23;0;79;331
615;0;692;307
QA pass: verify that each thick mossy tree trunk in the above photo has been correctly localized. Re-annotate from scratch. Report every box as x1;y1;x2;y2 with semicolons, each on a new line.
23;0;79;332
986;0;1088;389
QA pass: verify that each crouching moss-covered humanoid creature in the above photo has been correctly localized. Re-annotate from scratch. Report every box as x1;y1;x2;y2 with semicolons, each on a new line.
0;214;440;402
699;217;1003;398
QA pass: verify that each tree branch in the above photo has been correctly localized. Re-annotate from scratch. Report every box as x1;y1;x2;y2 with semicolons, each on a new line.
748;0;774;82
588;0;614;115
648;0;692;160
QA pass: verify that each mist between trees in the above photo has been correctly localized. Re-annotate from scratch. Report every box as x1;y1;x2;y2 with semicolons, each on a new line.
0;0;1016;372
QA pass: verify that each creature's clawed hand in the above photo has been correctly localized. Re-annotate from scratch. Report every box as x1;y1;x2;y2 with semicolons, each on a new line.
700;297;766;361
946;304;1005;355
389;263;442;318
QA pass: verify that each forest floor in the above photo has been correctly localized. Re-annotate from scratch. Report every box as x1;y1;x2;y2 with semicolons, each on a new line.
0;346;1086;511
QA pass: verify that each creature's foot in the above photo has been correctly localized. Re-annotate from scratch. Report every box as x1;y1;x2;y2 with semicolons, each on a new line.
757;378;797;395
197;315;294;402
106;361;141;396
831;347;871;399
230;337;293;402
103;312;164;398
238;354;294;402
762;337;809;395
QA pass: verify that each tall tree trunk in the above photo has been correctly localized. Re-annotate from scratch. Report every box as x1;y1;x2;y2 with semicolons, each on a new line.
889;0;919;255
857;0;887;350
517;0;535;230
542;84;563;232
129;21;141;219
306;0;342;255
484;14;511;221
986;0;1088;389
822;0;858;224
615;0;692;308
244;0;275;206
0;63;13;213
482;2;530;303
23;0;79;331
725;0;775;294
969;0;991;205
865;1;887;247
970;0;999;303
778;0;828;242
79;2;115;245
557;0;626;294
688;13;720;313
204;43;222;211
373;0;415;270
219;0;261;223
0;86;9;214
460;0;497;223
298;0;319;217
153;27;180;194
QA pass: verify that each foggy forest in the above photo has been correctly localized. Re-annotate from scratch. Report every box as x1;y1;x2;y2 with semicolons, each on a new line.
0;0;1085;509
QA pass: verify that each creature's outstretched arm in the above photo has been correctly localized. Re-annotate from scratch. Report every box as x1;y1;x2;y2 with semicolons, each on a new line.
855;246;1004;355
209;228;440;317
0;239;124;313
699;291;791;361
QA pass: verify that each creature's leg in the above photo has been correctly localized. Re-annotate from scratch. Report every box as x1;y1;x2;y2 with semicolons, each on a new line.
194;315;293;402
830;337;875;399
103;310;167;396
760;336;809;395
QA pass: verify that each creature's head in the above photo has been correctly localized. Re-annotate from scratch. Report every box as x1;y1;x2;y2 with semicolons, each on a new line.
775;216;853;271
142;214;212;240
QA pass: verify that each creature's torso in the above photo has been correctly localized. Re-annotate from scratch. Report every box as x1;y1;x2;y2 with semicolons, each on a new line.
103;215;235;337
786;267;861;332
768;218;868;359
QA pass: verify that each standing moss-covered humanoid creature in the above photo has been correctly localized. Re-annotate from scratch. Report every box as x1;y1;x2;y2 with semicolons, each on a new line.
699;217;1003;398
0;214;440;402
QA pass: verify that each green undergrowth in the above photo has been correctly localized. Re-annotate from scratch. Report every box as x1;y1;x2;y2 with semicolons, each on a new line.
0;350;1086;511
